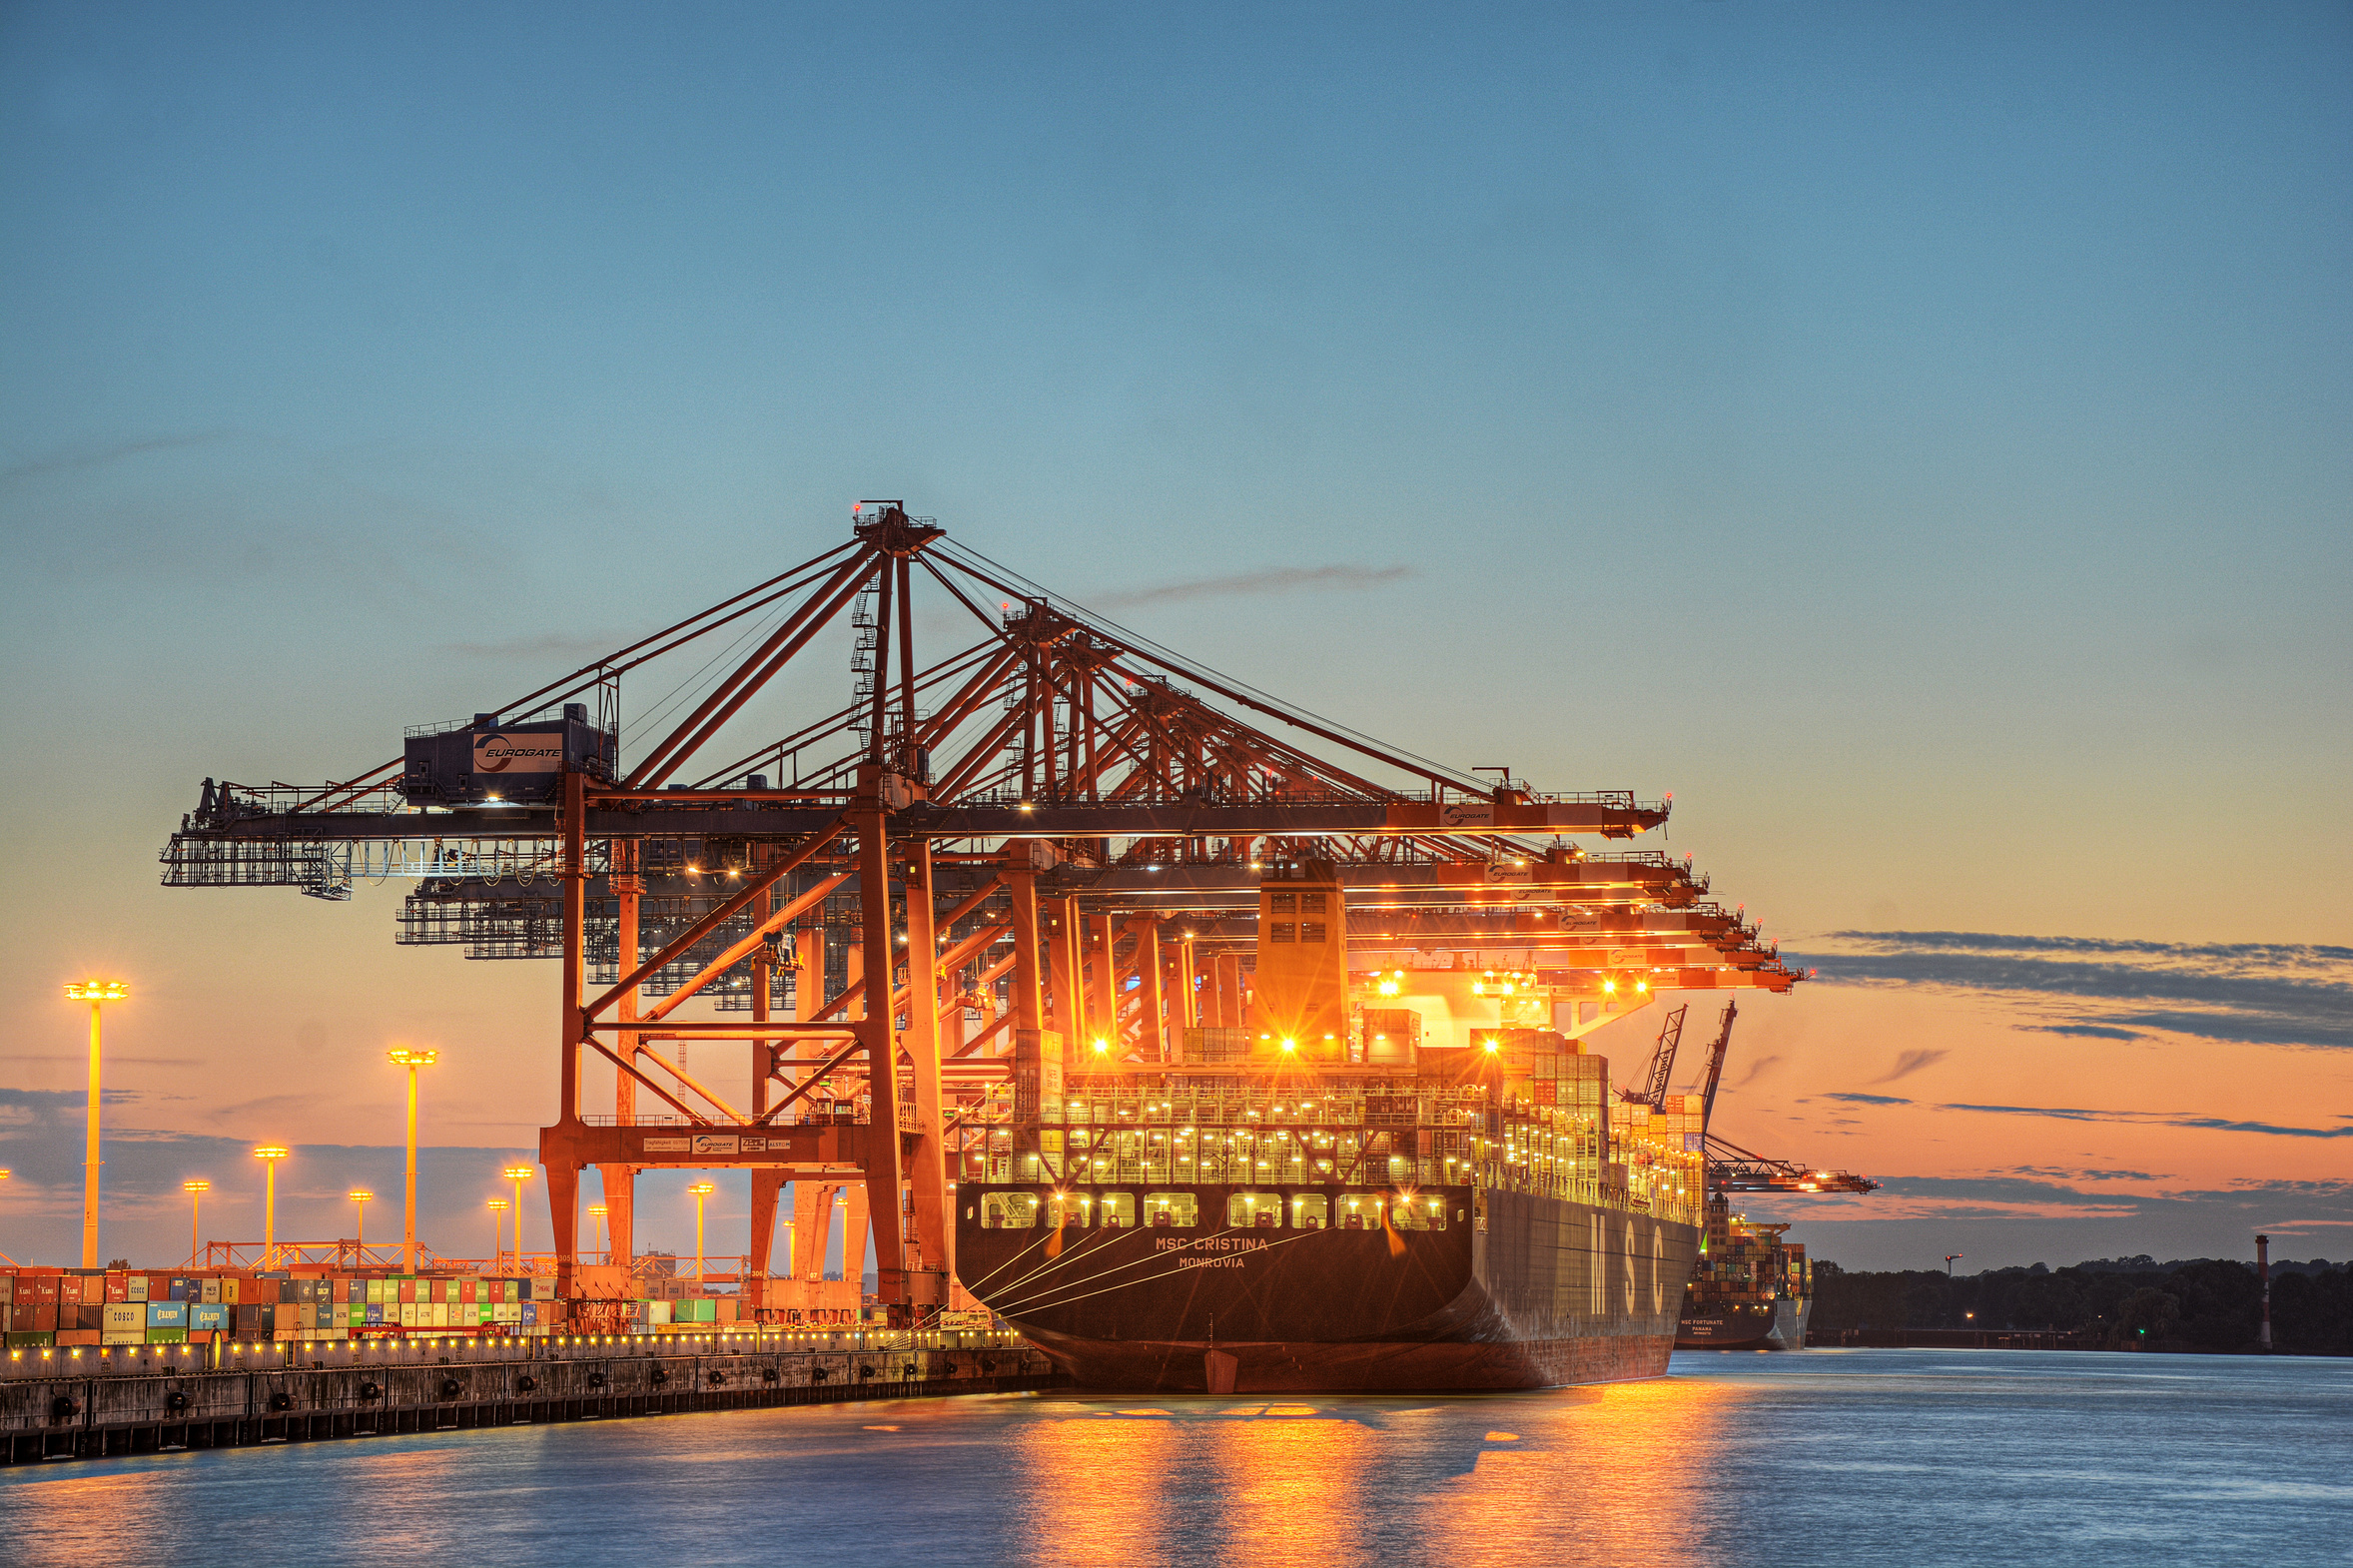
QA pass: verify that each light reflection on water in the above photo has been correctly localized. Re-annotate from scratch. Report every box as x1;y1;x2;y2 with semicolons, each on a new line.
0;1351;2344;1566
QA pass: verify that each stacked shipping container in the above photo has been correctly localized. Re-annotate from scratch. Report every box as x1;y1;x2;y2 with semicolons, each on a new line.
0;1267;563;1349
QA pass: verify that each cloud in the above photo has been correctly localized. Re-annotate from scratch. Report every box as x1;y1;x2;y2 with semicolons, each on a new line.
1827;1093;1913;1107
1731;1054;1782;1089
2017;1024;2146;1041
13;1056;204;1068
1872;1049;1946;1084
2004;1166;2168;1183
1945;1101;2353;1140
441;630;642;663
1756;1172;2353;1229
0;429;237;486
1799;931;2353;1050
1091;563;1414;608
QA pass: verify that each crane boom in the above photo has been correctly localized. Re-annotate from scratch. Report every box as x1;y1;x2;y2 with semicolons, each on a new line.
1697;1000;1736;1135
1622;1005;1688;1111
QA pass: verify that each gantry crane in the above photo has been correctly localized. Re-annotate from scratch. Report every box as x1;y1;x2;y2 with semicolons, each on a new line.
1679;1002;1878;1195
159;504;1808;1322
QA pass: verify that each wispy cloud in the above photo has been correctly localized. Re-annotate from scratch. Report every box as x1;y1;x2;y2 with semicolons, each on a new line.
1946;1102;2353;1140
1799;931;2353;1050
440;629;640;663
0;429;237;486
1091;563;1414;608
1873;1048;1946;1084
1804;1173;2353;1235
1827;1092;1912;1107
2004;1165;2168;1183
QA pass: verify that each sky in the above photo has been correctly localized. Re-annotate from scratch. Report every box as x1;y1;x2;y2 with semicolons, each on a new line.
1;2;2347;1275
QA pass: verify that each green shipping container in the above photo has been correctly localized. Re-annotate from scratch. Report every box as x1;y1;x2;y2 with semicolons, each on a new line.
148;1327;189;1343
7;1331;56;1347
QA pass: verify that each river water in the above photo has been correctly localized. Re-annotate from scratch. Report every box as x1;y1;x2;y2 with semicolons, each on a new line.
3;1349;2345;1566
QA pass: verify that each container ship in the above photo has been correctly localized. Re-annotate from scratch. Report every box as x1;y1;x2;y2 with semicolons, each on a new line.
1675;1191;1812;1351
953;869;1710;1394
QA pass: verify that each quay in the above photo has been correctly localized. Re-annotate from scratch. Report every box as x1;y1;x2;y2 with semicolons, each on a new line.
0;1329;1062;1465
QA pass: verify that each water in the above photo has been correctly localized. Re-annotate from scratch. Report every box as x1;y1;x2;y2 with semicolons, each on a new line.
4;1350;2345;1566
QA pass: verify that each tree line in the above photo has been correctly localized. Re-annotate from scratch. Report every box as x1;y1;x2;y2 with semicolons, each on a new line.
1812;1257;2350;1354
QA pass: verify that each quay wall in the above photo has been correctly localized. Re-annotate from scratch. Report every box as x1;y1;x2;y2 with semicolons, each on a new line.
0;1329;1063;1464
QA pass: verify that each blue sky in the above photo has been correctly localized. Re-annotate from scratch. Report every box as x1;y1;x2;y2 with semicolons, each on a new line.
2;2;2347;1271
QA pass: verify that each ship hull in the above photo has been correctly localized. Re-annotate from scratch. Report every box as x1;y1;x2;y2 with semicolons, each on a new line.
1676;1294;1809;1351
957;1184;1699;1393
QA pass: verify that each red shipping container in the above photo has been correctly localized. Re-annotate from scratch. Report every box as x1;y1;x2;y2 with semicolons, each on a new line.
29;1277;58;1304
460;1278;476;1305
27;1303;58;1332
105;1274;128;1303
399;1280;416;1304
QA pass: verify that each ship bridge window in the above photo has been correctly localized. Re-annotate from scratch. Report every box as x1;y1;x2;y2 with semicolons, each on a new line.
981;1191;1040;1229
1300;923;1327;943
1097;1192;1137;1229
1144;1192;1198;1228
1226;1191;1285;1229
1336;1191;1381;1230
1269;923;1295;943
1391;1194;1447;1231
1268;892;1296;913
1290;1193;1329;1230
1299;893;1327;915
1047;1192;1091;1229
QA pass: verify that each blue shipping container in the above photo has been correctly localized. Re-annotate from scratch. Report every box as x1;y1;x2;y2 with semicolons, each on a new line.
521;1301;536;1326
169;1278;190;1302
146;1300;188;1328
188;1302;227;1330
365;1303;383;1326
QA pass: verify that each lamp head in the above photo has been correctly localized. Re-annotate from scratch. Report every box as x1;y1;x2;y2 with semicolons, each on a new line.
253;1146;289;1162
183;1179;210;1194
386;1048;437;1068
688;1181;716;1197
502;1165;535;1181
487;1198;508;1212
348;1188;374;1202
588;1204;607;1217
65;981;128;1002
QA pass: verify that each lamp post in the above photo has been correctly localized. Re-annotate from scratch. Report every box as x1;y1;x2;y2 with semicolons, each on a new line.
688;1181;716;1280
487;1198;509;1264
254;1147;289;1268
65;981;127;1268
502;1165;535;1266
349;1189;374;1257
386;1049;436;1271
588;1204;609;1262
183;1179;210;1266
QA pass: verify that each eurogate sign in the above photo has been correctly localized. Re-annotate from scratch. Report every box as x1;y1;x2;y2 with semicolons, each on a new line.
473;733;564;773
